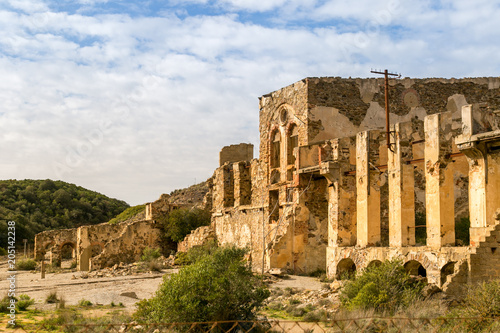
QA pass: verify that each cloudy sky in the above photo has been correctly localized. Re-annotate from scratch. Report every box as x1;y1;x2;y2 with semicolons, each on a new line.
0;0;499;205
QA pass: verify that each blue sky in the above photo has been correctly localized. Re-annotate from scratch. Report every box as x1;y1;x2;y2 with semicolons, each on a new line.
0;0;499;205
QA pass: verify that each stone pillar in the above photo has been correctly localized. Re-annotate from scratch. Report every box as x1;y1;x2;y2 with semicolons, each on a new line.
77;226;91;271
425;112;455;248
356;130;382;247
456;104;500;246
321;138;357;248
388;121;417;247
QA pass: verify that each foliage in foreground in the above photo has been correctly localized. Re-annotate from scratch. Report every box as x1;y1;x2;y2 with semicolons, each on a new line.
445;280;500;332
135;246;270;323
340;259;425;313
0;294;35;312
37;309;133;332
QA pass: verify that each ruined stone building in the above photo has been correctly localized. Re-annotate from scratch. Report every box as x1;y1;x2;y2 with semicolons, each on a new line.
188;77;500;294
36;76;500;294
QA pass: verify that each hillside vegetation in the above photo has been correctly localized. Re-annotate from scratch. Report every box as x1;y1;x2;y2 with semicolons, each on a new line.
0;179;129;249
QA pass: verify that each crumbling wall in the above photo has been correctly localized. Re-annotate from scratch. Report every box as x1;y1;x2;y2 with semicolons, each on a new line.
219;143;253;166
177;226;216;252
90;220;161;269
34;228;77;264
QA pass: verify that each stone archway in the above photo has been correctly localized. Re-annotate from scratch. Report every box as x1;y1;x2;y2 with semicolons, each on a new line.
337;258;356;280
404;260;427;277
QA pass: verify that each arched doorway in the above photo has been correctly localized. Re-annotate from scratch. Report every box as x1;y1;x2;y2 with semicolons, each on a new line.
404;260;426;277
336;258;356;280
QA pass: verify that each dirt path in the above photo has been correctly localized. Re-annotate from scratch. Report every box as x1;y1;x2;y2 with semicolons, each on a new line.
0;259;174;311
270;275;325;291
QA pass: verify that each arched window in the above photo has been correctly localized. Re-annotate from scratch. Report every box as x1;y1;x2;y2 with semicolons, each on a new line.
287;124;298;165
271;130;281;168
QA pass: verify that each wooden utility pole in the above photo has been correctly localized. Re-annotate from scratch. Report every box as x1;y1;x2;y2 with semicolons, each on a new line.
370;69;400;152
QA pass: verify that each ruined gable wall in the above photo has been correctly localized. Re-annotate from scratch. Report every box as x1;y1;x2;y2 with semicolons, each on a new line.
258;79;309;164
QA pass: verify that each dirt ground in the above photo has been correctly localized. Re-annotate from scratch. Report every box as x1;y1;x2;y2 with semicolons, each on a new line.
0;259;169;312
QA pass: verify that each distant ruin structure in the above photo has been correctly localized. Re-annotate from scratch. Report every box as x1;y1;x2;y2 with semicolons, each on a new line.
35;76;500;295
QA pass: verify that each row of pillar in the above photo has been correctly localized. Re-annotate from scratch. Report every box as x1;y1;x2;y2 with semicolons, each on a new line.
323;108;495;250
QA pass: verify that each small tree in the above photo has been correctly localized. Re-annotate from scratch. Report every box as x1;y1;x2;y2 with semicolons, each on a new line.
135;246;269;323
160;208;211;242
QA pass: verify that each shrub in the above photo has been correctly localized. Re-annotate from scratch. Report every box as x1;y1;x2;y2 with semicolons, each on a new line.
148;260;162;272
446;280;500;332
340;259;425;313
78;299;93;307
0;247;7;256
0;296;15;313
141;247;161;262
16;294;35;311
46;291;59;304
16;259;37;271
135;246;270;323
303;309;328;322
174;240;218;266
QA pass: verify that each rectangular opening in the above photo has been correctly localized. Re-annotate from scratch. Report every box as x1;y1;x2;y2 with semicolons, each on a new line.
269;190;279;223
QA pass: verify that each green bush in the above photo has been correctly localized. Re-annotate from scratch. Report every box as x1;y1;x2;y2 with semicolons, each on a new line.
340;259;425;313
16;259;37;271
0;247;7;256
135;246;270;323
174;240;218;266
141;247;161;262
16;294;35;311
446;280;500;332
0;296;15;313
78;299;93;307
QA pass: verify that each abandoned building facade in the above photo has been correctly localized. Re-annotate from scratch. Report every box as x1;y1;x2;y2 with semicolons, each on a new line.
35;76;500;293
202;76;500;293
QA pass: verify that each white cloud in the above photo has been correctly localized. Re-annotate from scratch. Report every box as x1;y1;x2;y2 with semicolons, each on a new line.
0;0;498;205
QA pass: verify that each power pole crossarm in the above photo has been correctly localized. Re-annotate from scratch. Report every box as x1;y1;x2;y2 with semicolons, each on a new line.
370;69;400;152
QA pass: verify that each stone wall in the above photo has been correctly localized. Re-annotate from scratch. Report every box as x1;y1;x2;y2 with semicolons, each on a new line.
90;220;161;269
219;143;254;166
34;228;78;263
177;226;216;252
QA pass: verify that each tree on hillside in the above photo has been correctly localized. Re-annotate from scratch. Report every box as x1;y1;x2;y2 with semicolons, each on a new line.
0;179;129;249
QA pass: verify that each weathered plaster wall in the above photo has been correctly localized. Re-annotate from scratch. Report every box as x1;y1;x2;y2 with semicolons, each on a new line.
90;220;161;269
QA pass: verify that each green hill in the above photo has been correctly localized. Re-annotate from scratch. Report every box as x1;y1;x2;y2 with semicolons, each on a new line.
0;179;129;249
